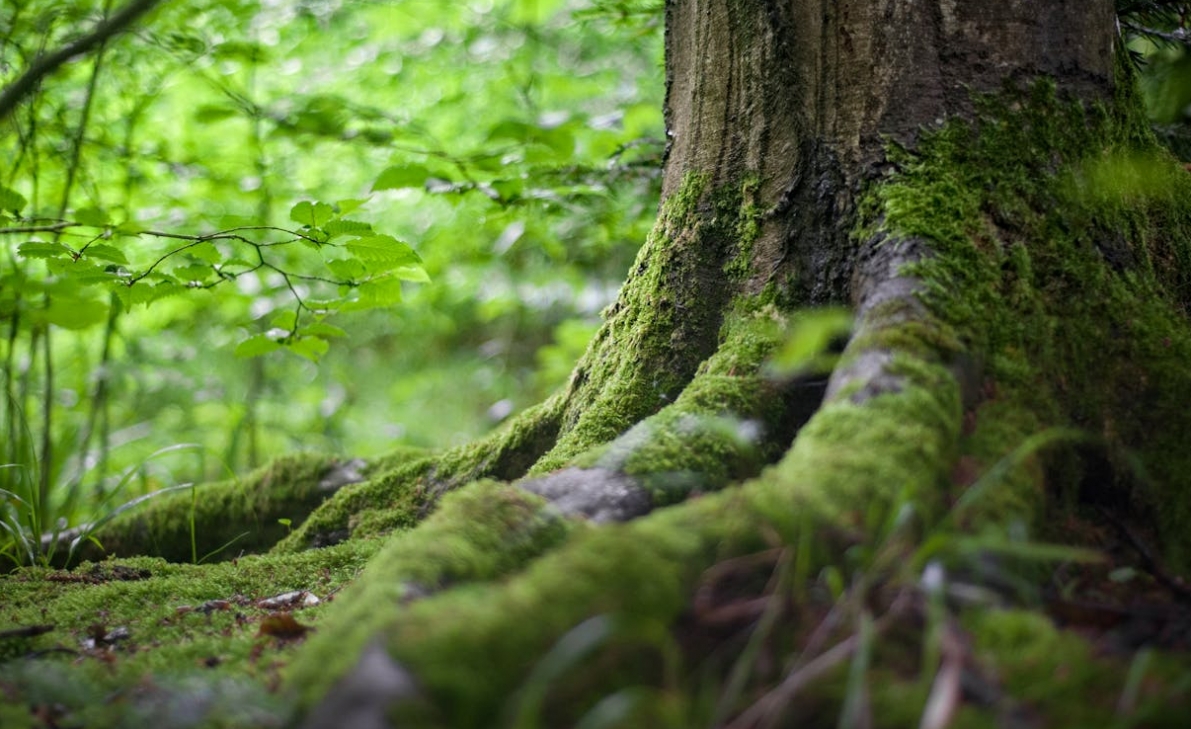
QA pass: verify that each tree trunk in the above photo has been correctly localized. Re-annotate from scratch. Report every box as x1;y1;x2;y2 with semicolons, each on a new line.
7;1;1191;726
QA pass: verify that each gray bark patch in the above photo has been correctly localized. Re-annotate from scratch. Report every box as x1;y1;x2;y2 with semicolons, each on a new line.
519;467;652;523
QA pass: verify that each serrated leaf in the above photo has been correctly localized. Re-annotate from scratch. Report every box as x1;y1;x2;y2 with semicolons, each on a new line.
342;278;403;311
125;281;182;306
0;185;27;213
287;336;329;362
143;271;179;284
345;235;421;273
188;242;222;264
372;164;431;191
18;241;72;259
325;258;367;280
235;334;283;358
324;219;373;238
47;259;117;284
171;264;212;283
289;201;335;228
83;244;128;264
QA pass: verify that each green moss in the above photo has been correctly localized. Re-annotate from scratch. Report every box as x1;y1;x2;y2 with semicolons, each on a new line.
286;481;573;707
951;397;1048;530
0;540;381;728
533;172;772;473
69;453;355;564
322;491;757;728
723;175;762;280
757;350;962;538
567;309;793;504
864;82;1191;567
967;609;1191;726
275;394;566;551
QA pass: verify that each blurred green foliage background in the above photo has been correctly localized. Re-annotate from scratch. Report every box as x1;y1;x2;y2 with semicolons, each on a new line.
1;0;664;541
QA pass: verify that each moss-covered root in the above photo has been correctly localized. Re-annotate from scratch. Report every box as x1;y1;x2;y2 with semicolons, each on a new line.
532;174;762;474
289;333;966;727
286;481;574;718
51;453;366;565
519;308;822;520
273;394;566;552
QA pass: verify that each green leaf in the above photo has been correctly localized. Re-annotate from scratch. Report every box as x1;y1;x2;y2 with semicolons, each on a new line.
345;235;421;272
304;299;344;313
18;241;72;259
324;219;374;238
234;334;283;358
343;278;403;310
74;207;109;227
171;264;213;283
304;322;347;338
335;199;369;216
541;125;576;157
119;282;182;307
289;201;335;228
325;258;368;280
271;310;298;331
188;242;222;264
0;185;27;213
84;244;128;264
47;259;117;284
287;336;330;362
372;164;432;191
393;265;430;283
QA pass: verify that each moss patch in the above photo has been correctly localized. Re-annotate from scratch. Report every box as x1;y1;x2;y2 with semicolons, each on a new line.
534;173;766;473
0;539;380;728
70;453;357;565
275;394;565;551
571;307;802;504
286;481;572;709
867;80;1191;566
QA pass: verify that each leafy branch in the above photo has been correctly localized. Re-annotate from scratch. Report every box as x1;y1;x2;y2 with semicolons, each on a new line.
2;200;429;361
